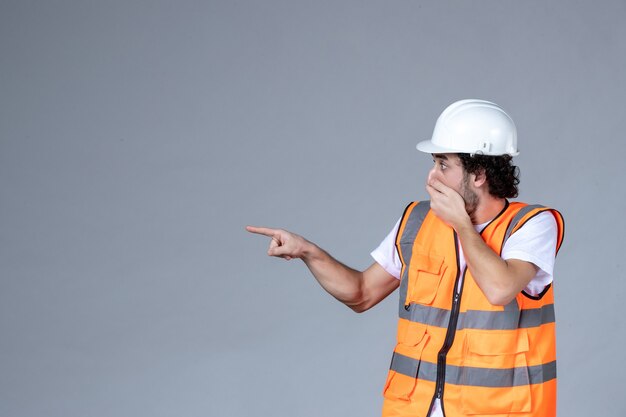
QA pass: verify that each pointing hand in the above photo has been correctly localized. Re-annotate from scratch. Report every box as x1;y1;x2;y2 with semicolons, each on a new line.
246;226;310;260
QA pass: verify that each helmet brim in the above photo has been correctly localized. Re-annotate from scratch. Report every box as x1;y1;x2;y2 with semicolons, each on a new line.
416;140;464;155
416;140;519;156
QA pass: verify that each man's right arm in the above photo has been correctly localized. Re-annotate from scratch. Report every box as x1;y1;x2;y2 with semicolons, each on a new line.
247;226;399;313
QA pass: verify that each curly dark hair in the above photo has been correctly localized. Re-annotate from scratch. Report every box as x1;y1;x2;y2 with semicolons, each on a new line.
458;154;520;199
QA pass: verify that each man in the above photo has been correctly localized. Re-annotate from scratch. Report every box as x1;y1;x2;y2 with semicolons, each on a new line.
247;99;564;417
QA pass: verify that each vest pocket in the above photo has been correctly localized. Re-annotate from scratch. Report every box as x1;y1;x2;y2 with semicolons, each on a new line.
383;326;430;401
408;252;446;305
460;330;532;414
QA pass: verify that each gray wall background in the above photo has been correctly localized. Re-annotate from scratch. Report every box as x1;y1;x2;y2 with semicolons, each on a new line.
1;1;624;416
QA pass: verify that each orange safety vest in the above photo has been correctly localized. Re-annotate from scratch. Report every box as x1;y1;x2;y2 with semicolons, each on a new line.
382;201;565;417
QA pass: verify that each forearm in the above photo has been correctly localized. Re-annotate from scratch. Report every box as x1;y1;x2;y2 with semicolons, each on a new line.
456;222;530;305
301;242;365;307
247;225;377;310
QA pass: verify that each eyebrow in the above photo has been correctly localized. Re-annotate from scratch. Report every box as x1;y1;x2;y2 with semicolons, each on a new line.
432;154;448;160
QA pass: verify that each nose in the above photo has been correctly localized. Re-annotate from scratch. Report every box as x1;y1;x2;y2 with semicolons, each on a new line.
427;166;438;184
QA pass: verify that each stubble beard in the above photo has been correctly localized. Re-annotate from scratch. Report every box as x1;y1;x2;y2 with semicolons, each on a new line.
462;172;479;223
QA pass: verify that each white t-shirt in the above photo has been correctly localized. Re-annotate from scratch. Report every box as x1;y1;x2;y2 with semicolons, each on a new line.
371;210;558;296
372;210;558;417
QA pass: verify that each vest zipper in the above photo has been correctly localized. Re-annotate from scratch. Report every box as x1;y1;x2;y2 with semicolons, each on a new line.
428;231;465;417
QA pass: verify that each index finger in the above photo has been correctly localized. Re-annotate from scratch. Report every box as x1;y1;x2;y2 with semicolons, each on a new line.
426;179;443;194
246;225;278;237
425;183;439;197
427;178;451;195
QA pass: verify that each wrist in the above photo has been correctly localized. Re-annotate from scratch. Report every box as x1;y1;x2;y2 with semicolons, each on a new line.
454;217;475;234
301;240;321;262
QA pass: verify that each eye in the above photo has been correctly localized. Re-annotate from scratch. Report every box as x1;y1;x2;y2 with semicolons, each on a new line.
432;158;447;171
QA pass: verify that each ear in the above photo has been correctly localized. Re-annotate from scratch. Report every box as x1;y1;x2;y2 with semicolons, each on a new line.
472;169;487;188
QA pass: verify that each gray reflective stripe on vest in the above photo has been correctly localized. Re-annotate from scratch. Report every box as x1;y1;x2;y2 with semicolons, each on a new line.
399;303;555;330
397;201;431;315
390;352;556;387
502;204;546;245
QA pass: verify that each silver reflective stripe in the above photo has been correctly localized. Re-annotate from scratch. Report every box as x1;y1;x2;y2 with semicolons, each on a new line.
397;201;430;315
399;302;450;325
519;304;555;328
505;297;519;312
460;307;520;330
390;351;438;381
399;303;555;330
503;204;545;245
455;364;530;388
390;352;556;387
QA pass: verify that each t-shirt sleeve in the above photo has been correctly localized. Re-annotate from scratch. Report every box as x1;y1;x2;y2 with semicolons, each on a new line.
371;217;403;279
501;211;559;296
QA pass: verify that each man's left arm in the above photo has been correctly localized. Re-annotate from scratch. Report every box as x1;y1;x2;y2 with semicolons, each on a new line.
454;223;538;306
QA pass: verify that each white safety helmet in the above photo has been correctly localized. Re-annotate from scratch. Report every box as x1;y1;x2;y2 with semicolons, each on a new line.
416;99;519;156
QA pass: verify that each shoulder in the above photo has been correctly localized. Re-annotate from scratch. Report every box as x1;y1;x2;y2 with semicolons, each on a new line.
512;211;557;239
507;203;563;239
504;205;561;255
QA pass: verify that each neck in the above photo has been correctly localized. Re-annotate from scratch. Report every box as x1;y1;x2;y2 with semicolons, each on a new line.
470;195;507;225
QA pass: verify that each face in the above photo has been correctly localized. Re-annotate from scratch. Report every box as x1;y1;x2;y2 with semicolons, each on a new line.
429;153;479;216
